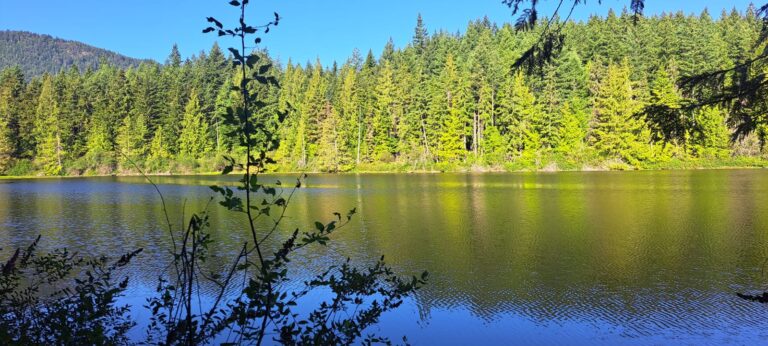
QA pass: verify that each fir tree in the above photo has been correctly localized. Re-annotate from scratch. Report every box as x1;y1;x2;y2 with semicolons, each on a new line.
373;60;396;161
556;98;589;160
35;75;64;175
178;92;212;159
337;65;359;167
147;126;172;171
0;67;24;172
690;106;731;159
413;14;429;55
590;60;647;164
435;55;467;163
507;71;544;161
116;114;148;169
316;102;341;171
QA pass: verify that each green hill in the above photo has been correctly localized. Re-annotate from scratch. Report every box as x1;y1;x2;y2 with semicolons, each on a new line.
0;30;146;77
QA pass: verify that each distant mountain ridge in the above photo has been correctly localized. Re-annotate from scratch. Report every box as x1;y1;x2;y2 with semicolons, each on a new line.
0;30;148;78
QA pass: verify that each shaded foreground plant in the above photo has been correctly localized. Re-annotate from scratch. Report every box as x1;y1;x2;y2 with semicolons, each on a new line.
148;0;427;344
0;235;142;344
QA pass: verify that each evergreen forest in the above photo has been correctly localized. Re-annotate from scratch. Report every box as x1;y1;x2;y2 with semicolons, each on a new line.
1;8;767;176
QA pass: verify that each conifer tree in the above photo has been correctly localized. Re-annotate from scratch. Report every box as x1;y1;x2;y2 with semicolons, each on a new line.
647;62;686;157
468;28;498;158
357;50;378;162
116;114;148;169
337;65;359;167
590;60;647;164
508;71;544;161
0;114;14;173
178;92;212;159
15;79;41;161
0;67;23;172
649;64;681;110
147;126;172;170
556;98;589;160
83;63;116;170
298;60;326;165
689;106;731;159
129;63;164;132
161;45;186;156
316;102;341;171
413;14;429;55
213;78;236;153
35;75;64;175
409;21;433;162
56;66;89;162
434;54;466;163
373;60;396;161
539;66;562;150
274;61;305;165
481;124;506;164
85;120;114;170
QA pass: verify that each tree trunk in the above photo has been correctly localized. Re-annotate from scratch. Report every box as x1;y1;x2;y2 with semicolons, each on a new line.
473;111;478;156
356;110;362;165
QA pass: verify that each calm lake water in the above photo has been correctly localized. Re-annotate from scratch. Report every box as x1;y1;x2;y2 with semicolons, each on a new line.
1;170;768;344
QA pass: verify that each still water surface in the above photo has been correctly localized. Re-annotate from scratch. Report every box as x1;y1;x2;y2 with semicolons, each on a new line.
1;170;767;344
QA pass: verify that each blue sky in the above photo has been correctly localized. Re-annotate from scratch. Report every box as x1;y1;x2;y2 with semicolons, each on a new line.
0;0;756;66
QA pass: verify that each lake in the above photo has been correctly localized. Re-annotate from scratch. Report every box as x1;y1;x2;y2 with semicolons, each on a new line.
1;170;767;344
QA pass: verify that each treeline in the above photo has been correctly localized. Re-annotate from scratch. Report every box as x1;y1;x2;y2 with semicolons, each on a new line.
1;8;767;176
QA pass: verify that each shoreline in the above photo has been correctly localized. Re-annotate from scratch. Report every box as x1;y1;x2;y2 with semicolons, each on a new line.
1;163;765;180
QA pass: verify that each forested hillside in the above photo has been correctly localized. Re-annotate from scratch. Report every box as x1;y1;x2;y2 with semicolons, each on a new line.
0;31;144;78
0;8;766;176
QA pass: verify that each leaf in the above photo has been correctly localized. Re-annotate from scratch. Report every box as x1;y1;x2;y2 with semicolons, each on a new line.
259;63;272;74
203;27;215;33
246;55;260;67
206;17;223;28
229;0;240;6
222;165;233;175
315;222;324;231
220;196;243;211
254;37;262;44
227;47;242;60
